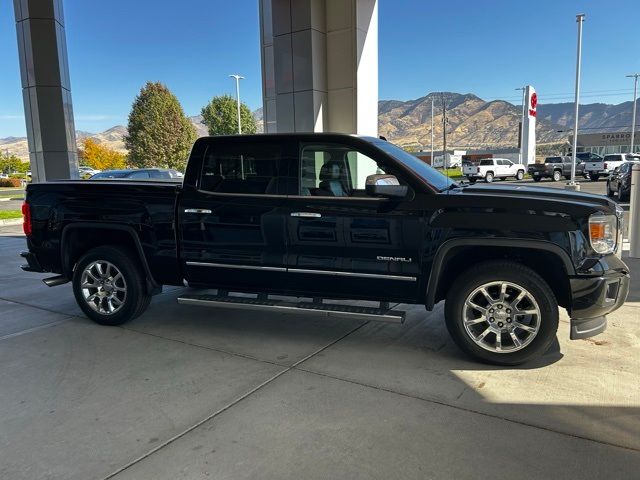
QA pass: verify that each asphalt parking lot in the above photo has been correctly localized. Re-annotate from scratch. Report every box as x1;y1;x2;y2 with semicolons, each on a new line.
0;179;639;479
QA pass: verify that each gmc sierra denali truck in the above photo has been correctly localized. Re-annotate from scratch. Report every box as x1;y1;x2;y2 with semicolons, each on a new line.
19;134;630;365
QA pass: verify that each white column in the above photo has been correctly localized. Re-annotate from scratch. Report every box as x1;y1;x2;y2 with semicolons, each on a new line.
13;0;79;181
522;85;537;165
259;0;378;136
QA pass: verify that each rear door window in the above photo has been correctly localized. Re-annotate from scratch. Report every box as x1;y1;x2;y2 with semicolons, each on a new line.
200;142;283;195
479;159;493;166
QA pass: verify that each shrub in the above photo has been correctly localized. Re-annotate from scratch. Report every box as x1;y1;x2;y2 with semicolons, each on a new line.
0;178;22;187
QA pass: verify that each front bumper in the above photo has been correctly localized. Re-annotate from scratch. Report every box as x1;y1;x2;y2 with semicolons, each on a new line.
569;268;630;340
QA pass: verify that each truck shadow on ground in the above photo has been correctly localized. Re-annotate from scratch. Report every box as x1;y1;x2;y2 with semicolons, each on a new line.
120;290;640;452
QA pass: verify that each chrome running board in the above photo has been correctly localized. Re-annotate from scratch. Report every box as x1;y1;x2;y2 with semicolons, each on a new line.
177;293;405;323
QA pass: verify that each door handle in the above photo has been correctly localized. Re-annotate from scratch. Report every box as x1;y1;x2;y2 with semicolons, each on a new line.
290;212;321;218
184;209;212;214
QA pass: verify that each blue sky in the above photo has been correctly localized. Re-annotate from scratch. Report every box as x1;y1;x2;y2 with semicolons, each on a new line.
1;0;639;137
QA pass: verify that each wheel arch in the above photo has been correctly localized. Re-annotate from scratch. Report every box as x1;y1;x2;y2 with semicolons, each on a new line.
61;223;160;291
425;238;575;311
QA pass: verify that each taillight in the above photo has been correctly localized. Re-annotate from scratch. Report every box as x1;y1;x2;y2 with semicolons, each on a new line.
604;162;608;169
21;201;32;236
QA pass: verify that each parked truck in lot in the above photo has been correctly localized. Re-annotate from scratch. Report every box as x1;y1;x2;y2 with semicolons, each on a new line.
19;134;629;365
463;158;526;183
528;156;586;182
584;153;640;181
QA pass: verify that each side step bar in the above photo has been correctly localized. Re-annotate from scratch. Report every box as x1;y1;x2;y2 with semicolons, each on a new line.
177;293;405;323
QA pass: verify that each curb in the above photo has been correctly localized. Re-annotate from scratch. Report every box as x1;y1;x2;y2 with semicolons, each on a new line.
0;218;22;226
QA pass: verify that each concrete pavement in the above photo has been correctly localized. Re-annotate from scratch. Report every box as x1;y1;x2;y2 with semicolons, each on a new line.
0;222;638;480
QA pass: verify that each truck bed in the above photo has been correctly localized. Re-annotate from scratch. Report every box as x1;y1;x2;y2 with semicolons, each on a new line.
25;180;181;284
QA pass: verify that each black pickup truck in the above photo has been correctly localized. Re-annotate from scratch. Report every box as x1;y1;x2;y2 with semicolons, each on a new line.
19;134;629;365
528;156;587;182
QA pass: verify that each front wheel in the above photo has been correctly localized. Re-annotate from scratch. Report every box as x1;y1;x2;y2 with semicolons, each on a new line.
516;170;524;180
72;245;151;326
552;170;562;182
444;261;559;365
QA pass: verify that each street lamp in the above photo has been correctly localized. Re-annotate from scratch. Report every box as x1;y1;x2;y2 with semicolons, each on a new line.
515;87;526;163
430;96;434;167
627;74;639;154
567;14;585;191
229;74;244;134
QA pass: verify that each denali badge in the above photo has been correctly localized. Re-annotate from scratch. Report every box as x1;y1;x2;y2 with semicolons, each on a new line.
377;256;412;263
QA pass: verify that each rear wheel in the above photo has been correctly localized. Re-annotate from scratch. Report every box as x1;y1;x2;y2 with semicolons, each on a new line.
445;261;559;365
532;176;542;182
606;181;615;198
516;170;524;180
72;246;151;326
485;172;494;183
552;170;562;182
589;173;600;181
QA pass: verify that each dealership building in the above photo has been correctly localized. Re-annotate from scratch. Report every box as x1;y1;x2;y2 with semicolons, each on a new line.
570;131;640;156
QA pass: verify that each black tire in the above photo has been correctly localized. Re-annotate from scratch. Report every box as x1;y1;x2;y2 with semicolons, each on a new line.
552;170;562;182
564;175;571;180
589;173;600;181
72;245;151;326
606;182;615;198
444;261;559;366
516;170;524;181
532;176;542;182
467;177;477;184
485;172;494;183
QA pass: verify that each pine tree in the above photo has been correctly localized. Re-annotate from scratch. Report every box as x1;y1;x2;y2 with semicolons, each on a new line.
125;82;196;170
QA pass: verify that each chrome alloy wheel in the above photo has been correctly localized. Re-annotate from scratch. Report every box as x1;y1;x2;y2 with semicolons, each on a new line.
462;281;541;353
80;260;127;314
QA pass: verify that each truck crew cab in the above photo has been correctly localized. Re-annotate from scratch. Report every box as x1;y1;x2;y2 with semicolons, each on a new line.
20;134;629;365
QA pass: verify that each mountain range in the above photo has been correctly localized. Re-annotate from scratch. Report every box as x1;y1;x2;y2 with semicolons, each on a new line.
2;93;637;161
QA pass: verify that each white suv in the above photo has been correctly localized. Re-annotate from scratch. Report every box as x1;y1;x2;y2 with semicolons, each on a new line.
463;158;526;183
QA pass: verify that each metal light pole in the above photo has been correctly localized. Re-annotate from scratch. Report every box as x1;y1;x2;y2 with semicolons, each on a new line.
567;14;585;191
515;87;526;163
627;74;639;154
441;93;447;170
430;97;435;166
229;74;244;134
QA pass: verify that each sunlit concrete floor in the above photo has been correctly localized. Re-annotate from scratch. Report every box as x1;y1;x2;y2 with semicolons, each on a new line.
0;223;638;480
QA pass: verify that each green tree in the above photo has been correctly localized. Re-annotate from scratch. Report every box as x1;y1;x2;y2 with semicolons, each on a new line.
200;94;257;136
125;81;196;170
0;154;28;174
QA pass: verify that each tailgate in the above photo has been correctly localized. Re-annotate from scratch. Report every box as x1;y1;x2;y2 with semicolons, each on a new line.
584;161;603;171
528;164;546;175
463;165;478;175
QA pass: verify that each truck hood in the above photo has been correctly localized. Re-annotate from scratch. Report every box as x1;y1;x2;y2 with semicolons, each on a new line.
451;183;619;215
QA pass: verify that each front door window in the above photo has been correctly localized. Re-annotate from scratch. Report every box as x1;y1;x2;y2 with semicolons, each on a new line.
298;143;394;197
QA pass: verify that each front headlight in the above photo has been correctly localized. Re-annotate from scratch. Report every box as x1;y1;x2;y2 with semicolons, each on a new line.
588;213;618;254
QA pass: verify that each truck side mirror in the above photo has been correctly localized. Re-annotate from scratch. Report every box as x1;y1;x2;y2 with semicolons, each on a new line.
365;174;408;199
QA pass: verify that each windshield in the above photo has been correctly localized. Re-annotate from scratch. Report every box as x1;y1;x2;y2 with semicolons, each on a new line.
91;171;128;179
373;141;457;191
